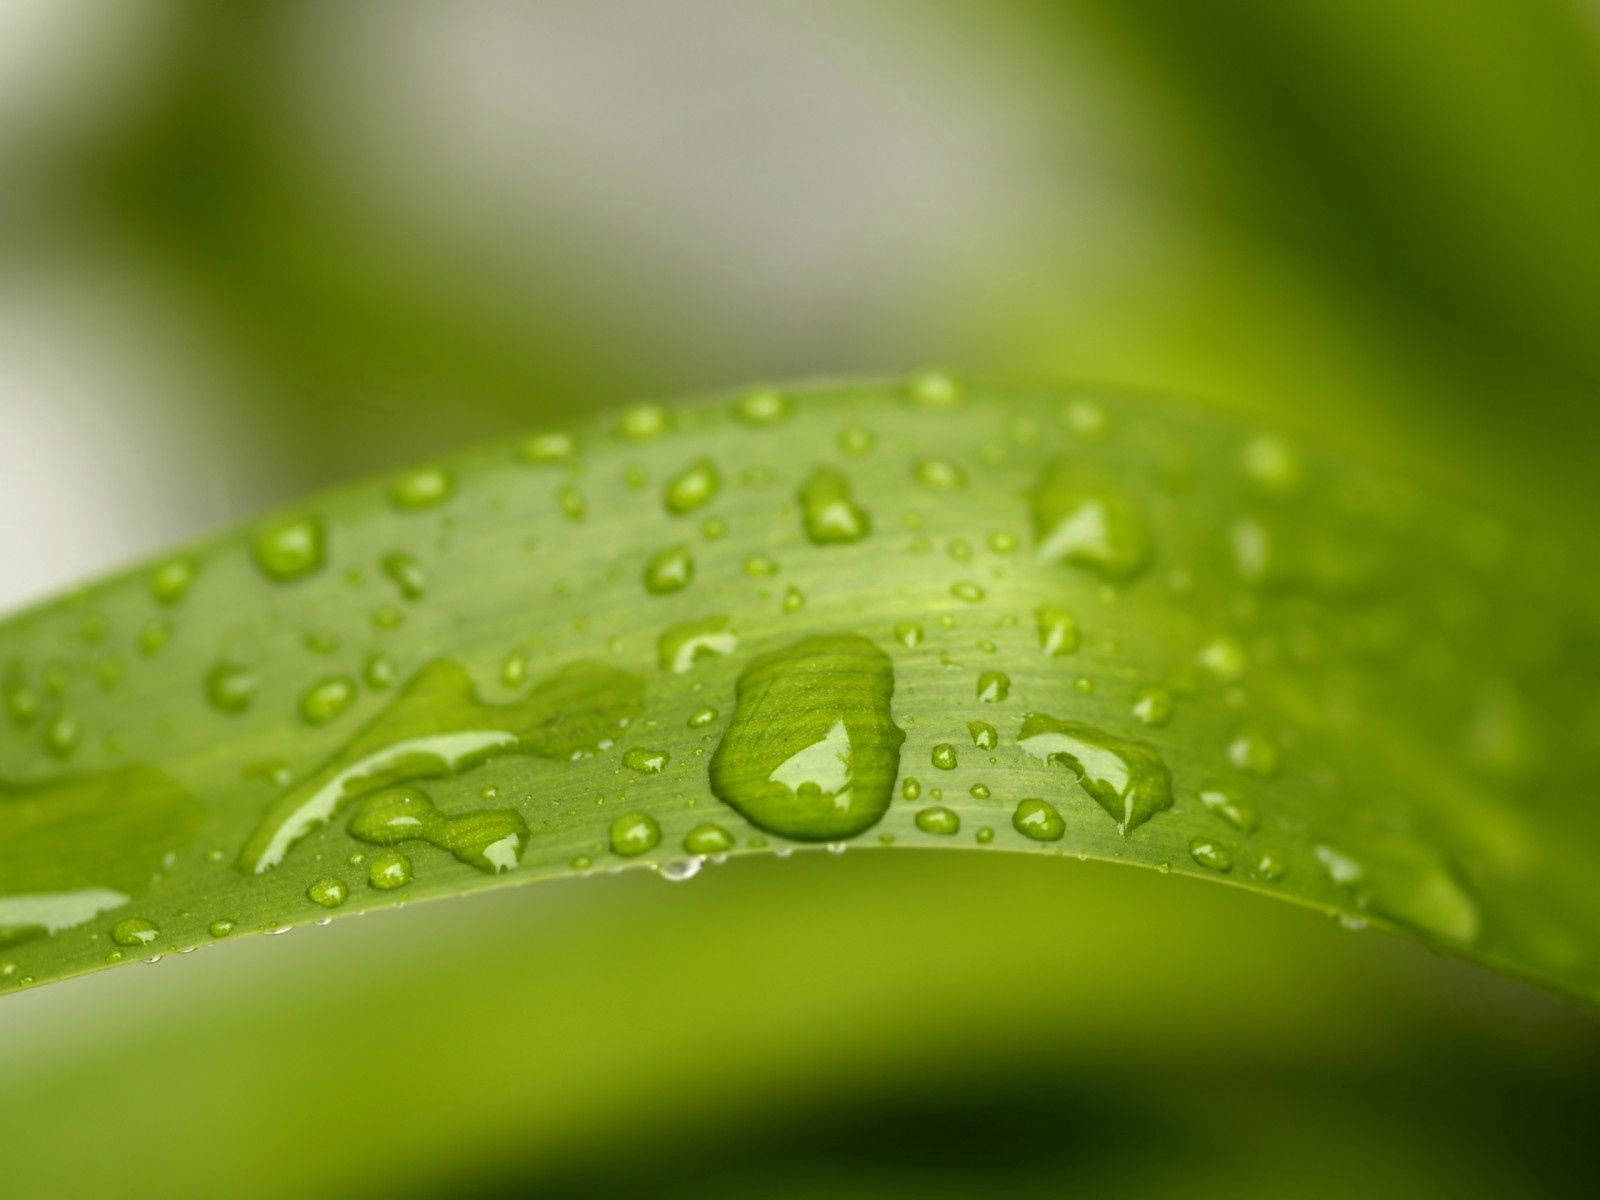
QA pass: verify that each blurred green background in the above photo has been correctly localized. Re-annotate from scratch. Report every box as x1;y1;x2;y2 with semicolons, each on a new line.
3;1;1598;1195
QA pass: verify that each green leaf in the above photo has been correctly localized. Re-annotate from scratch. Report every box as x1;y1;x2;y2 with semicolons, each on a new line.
2;377;1597;1001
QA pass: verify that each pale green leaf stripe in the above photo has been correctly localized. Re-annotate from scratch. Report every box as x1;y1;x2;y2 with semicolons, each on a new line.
2;377;1597;1000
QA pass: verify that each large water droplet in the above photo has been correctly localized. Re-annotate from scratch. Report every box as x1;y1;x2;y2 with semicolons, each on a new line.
709;634;903;841
1029;463;1150;581
1018;713;1173;834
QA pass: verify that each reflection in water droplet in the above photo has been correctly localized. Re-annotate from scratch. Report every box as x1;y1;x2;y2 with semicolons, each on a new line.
367;851;412;890
968;721;997;751
111;918;159;948
683;823;735;855
1029;462;1150;581
623;747;670;774
390;466;454;510
976;671;1010;703
1199;788;1258;833
710;634;903;841
348;786;529;875
307;877;349;908
644;545;695;595
1018;713;1172;835
658;616;738;674
1132;687;1173;727
664;458;722;515
931;744;958;770
1012;798;1065;842
252;514;326;582
915;806;960;835
299;676;357;727
1035;605;1080;657
798;468;871;545
205;662;258;715
610;811;662;857
1188;836;1232;873
239;658;641;872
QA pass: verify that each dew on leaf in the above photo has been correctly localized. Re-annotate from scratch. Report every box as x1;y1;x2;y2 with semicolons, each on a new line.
1199;787;1258;833
709;634;903;841
239;657;641;872
299;676;357;727
367;851;412;890
347;786;529;875
915;806;961;835
838;426;877;456
903;370;962;409
610;811;662;857
688;707;718;728
380;551;428;600
1035;605;1080;657
1012;798;1065;842
252;514;326;582
208;919;236;938
931;744;958;770
664;458;722;515
683;823;735;855
798;467;872;545
623;747;669;774
913;458;967;490
1029;462;1150;581
150;558;196;605
617;405;669;441
1018;713;1173;834
204;662;258;715
111;918;159;948
734;388;790;426
307;877;349;908
968;721;997;750
894;622;924;649
976;671;1010;703
390;466;454;510
1132;687;1173;727
518;431;576;464
658;615;738;674
1227;728;1281;776
1188;836;1233;873
644;545;695;595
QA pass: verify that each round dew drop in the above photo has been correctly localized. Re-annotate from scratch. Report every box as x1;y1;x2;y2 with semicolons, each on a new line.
252;513;326;582
300;676;357;726
915;806;961;835
390;466;454;510
734;388;790;426
644;545;695;595
150;557;196;605
968;721;997;750
1012;798;1065;842
622;747;670;774
610;812;662;857
307;877;349;908
368;851;412;891
931;744;958;770
663;458;722;515
975;671;1010;703
683;823;735;855
204;662;258;715
913;458;967;490
208;920;236;938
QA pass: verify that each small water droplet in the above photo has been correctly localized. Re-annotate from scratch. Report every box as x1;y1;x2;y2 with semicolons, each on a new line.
300;676;357;726
307;877;349;908
913;458;967;490
644;545;695;594
799;468;871;545
205;662;258;715
1226;728;1280;776
975;671;1010;703
1188;836;1233;873
151;558;196;605
610;811;662;857
663;458;722;515
915;806;961;835
390;466;454;510
1240;434;1305;498
903;370;963;409
901;777;922;801
1199;787;1258;833
208;919;235;938
894;622;924;649
252;514;326;582
623;747;669;774
931;743;958;770
734;388;790;425
111;918;159;948
975;826;995;844
688;707;718;728
659;857;703;882
782;586;806;613
1012;798;1065;842
1131;687;1173;727
744;554;778;577
967;721;997;750
367;851;412;890
617;405;669;441
1199;637;1247;681
518;431;576;464
683;823;735;854
950;581;985;603
838;426;877;456
380;551;428;600
43;714;80;759
1251;850;1287;881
